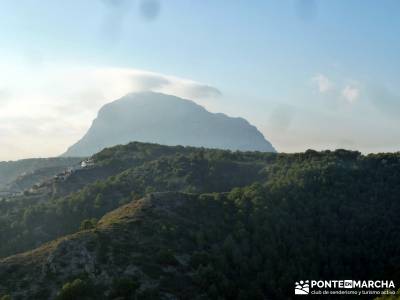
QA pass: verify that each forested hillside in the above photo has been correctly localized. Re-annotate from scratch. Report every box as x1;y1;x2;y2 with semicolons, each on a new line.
0;143;271;258
0;158;82;193
0;143;399;299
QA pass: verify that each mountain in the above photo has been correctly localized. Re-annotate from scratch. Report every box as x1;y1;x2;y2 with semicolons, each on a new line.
0;158;82;194
0;142;271;259
1;142;400;299
63;92;276;157
0;192;230;300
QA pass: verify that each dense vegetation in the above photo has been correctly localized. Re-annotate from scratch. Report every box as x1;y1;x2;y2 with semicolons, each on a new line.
0;142;399;299
0;143;270;258
0;157;82;192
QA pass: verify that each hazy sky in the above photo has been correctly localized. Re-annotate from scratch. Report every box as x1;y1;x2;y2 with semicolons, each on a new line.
1;0;400;160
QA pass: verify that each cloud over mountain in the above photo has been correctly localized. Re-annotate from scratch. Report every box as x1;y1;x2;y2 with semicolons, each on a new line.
0;65;221;160
63;91;275;157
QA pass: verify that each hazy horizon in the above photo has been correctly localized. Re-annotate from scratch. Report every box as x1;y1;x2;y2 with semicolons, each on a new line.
1;0;400;160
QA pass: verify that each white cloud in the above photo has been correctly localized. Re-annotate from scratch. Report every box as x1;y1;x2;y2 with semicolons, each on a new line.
312;74;334;93
311;73;361;105
0;65;221;160
342;85;360;103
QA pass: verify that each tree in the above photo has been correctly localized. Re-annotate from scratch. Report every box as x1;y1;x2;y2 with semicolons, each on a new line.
56;278;95;300
80;218;97;231
156;249;178;266
109;277;140;299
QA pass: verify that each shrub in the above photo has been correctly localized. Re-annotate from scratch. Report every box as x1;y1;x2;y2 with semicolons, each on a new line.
156;249;178;266
56;278;95;300
109;277;140;299
80;218;97;231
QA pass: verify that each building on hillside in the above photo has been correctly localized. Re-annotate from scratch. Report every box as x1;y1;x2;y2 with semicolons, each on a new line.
81;158;95;168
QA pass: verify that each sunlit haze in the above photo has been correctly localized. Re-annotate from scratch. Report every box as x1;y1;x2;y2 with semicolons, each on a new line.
1;0;400;160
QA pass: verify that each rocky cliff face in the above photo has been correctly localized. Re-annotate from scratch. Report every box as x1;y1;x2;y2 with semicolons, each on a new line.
63;92;276;157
